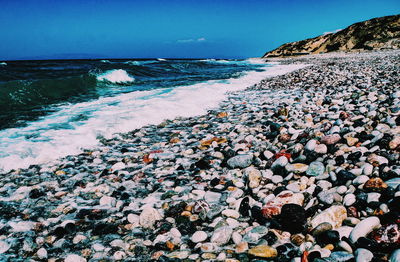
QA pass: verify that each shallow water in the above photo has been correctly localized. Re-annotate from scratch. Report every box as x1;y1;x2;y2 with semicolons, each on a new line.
0;58;304;171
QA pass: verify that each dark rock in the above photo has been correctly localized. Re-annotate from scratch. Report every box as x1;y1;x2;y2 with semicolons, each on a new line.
388;197;400;212
161;190;177;200
164;202;187;217
92;223;118;235
279;204;306;233
64;223;76;234
335;155;345;165
380;170;398;181
120;147;129;153
355;237;379;251
210;177;220;187
195;158;211;169
347;151;362;162
304;150;319;164
336;170;357;185
315;230;340;246
53;227;67;238
239;197;250;217
0;202;20;219
265;131;279;139
251;206;268;224
276;243;299;260
236;253;250;262
311;222;333;236
261;231;278;245
156;222;173;234
273;186;287;196
29;188;45;199
308;251;322;262
379;211;400;225
175;216;196;235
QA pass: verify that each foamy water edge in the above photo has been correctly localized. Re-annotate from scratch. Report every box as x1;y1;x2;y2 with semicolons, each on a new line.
0;63;308;172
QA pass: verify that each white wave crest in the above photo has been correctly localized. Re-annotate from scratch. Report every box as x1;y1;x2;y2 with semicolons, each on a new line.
0;62;7;66
157;58;166;61
100;60;110;63
96;69;135;84
124;61;140;65
0;63;309;172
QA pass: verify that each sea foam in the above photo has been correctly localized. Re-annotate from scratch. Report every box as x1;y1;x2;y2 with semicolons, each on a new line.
96;69;135;84
0;63;308;172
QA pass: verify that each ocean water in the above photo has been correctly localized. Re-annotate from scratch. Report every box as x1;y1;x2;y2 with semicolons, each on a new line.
0;58;302;172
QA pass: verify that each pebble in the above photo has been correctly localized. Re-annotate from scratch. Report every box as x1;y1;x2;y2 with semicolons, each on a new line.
355;248;374;262
139;207;162;229
191;231;208;243
286;163;309;173
65;254;87;262
0;51;399;261
227;155;253;169
386;177;400;189
390;249;400;262
248;245;278;258
37;247;48;259
321;134;341;145
310;205;347;229
245;167;261;188
349;216;381;243
343;194;356;206
0;241;10;254
222;209;240;219
205;191;222;204
271;156;289;169
211;226;233;245
306;161;325;176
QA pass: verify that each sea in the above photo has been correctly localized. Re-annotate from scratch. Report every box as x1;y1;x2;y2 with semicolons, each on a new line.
0;58;292;172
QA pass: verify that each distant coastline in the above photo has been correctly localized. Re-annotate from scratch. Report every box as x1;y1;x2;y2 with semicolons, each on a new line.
263;14;400;57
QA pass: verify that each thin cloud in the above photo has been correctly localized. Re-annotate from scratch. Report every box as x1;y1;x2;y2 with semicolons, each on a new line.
177;37;206;43
323;29;342;35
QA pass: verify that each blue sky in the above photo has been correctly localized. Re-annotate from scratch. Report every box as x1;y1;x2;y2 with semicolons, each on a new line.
0;0;398;60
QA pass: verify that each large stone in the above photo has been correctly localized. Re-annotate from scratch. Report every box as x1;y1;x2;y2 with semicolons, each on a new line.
285;163;309;174
367;154;389;165
191;231;208;243
310;205;347;229
390;249;400;262
227;155;253;169
364;177;388;192
306;161;325;176
139;207;162;229
111;162;126;171
167;251;190;259
386;177;400;189
280;204;306;233
321;134;341;145
349;216;381;243
211;226;233;245
389;136;400;150
271;156;288;170
248;245;278;258
65;254;86;262
262;191;304;218
245;167;262;188
204;191;222;204
0;241;10;254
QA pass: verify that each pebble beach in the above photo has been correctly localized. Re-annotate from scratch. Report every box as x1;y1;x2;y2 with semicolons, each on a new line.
0;50;399;262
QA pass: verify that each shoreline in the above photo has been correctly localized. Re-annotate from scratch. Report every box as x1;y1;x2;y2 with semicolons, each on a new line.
0;50;399;261
0;62;306;173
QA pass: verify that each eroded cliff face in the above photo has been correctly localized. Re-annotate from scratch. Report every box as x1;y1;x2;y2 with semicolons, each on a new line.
263;14;400;57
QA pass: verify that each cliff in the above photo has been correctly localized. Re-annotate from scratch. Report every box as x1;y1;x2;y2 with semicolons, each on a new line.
263;14;400;57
